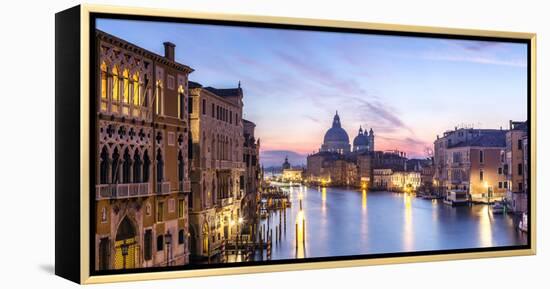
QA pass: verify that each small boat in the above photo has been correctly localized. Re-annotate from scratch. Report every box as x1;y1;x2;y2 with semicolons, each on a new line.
491;201;505;214
519;212;528;232
443;190;470;206
422;194;438;200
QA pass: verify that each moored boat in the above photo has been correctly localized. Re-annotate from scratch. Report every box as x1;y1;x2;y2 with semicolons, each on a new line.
443;190;470;206
518;212;528;232
491;201;505;214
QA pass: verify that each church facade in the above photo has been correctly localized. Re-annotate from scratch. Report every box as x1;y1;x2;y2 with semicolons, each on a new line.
307;112;376;187
319;111;375;154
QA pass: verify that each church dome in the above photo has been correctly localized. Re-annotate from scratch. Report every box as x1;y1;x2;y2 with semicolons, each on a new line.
353;127;369;146
324;126;350;144
323;112;350;144
320;111;351;154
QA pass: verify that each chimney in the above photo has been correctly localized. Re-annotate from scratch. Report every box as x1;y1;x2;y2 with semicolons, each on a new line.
163;42;175;61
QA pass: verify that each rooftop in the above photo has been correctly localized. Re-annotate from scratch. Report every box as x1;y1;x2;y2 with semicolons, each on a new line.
448;130;506;148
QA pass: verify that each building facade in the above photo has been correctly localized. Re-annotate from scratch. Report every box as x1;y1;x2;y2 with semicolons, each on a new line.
505;121;528;212
435;128;507;202
95;30;191;270
187;81;246;262
242;119;261;221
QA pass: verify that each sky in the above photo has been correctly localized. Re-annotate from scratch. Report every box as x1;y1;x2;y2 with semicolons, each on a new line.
97;18;528;167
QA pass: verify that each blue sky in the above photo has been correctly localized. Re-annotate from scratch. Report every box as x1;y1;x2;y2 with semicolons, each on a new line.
97;18;527;167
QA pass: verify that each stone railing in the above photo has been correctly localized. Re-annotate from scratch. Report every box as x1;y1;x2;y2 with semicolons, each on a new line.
156;181;171;195
96;183;151;200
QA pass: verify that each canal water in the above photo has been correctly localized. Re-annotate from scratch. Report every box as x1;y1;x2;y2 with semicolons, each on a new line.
257;185;527;260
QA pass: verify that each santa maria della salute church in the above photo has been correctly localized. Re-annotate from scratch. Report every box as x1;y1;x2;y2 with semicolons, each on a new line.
320;111;374;154
307;111;410;188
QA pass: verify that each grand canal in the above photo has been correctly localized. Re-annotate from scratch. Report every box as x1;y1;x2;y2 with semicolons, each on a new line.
256;185;527;260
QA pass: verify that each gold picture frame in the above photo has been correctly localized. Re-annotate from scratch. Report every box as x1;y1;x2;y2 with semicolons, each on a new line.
55;4;536;284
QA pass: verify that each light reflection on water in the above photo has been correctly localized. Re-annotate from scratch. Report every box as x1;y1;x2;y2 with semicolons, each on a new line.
258;185;526;261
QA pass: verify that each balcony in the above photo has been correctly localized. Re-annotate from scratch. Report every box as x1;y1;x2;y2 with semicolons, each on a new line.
96;183;151;200
211;160;245;170
217;197;233;207
156;181;171;195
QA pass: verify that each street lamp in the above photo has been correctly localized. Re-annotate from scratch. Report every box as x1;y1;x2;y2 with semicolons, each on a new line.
121;243;129;269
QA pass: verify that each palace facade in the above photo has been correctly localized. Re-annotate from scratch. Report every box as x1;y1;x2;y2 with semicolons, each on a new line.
505;121;528;212
95;31;192;270
242;119;261;225
187;81;248;262
432;126;522;203
94;30;261;269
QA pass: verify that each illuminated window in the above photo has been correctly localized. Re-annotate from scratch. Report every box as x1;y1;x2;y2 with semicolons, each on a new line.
132;72;140;109
155;81;163;115
111;66;120;113
122;69;130;115
123;69;130;103
100;62;108;111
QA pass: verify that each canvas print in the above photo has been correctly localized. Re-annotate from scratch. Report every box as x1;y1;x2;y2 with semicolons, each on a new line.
92;16;530;272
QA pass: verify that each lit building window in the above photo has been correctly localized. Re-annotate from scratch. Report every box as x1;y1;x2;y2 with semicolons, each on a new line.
100;62;108;111
132;72;140;117
111;66;120;113
155;81;163;115
122;69;130;115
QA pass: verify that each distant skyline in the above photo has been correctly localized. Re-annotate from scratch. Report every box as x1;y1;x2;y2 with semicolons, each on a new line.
97;18;528;167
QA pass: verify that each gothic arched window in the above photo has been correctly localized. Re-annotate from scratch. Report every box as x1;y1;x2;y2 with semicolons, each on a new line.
156;149;164;182
122;148;131;183
111;147;120;184
99;146;109;184
133;149;142;183
143;150;151;182
100;62;108;112
111;66;120;113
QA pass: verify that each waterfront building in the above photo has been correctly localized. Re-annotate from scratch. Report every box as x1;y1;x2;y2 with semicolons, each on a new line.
372;169;393;190
372;150;407;171
281;156;304;182
434;127;505;195
420;159;435;192
390;171;421;192
95;30;191;270
505;121;528;213
308;112;411;188
242;119;261;220
282;156;291;170
188;81;246;261
282;169;304;182
436;128;507;202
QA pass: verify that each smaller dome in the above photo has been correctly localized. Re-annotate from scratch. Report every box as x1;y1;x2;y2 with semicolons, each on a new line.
353;133;369;146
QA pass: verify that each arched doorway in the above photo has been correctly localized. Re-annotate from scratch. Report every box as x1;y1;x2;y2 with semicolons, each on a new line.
114;216;138;269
